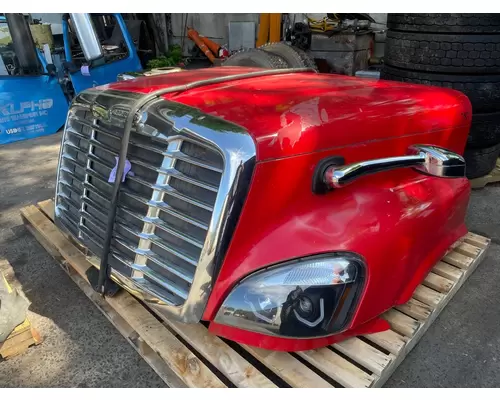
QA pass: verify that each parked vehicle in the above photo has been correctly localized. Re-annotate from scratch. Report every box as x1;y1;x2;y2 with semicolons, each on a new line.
53;63;471;351
0;13;143;145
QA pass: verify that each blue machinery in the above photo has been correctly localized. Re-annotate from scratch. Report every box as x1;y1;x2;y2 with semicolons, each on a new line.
0;13;143;145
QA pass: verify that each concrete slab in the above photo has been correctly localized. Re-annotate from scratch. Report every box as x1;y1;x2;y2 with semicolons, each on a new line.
0;134;499;387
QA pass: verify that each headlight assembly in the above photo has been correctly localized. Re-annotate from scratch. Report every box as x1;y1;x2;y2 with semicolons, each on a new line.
214;254;365;338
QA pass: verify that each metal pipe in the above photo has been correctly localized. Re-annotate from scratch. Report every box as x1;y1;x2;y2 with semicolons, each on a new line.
69;13;103;62
5;13;40;74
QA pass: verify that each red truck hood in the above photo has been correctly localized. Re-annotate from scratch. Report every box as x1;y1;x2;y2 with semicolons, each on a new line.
102;66;472;161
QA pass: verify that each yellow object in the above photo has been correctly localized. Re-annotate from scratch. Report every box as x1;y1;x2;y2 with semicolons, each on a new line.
29;24;54;50
256;13;281;46
307;15;340;33
269;13;282;43
256;13;270;47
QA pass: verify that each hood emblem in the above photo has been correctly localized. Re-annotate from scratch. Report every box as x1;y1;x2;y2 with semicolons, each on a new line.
110;106;130;119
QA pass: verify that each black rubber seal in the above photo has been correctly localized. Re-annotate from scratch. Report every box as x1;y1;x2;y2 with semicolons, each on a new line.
312;156;345;194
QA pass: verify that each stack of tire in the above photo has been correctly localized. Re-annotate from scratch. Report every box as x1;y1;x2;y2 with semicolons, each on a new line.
381;14;500;179
223;42;318;71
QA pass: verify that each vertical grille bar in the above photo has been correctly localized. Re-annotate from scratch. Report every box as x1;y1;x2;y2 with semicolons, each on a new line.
132;139;183;279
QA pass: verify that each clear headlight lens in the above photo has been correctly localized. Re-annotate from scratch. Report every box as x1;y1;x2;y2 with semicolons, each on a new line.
214;254;365;338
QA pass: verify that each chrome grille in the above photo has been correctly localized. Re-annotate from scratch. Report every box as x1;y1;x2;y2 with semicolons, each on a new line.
55;91;225;308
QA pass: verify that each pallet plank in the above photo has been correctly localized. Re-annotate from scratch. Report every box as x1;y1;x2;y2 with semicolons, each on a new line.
297;347;375;388
396;298;433;321
432;261;463;281
38;199;55;219
383;309;420;337
0;329;36;353
242;345;333;388
443;250;474;270
0;337;38;359
165;320;277;388
333;337;393;375
107;294;227;387
362;330;407;356
464;232;491;249
20;205;225;388
423;272;454;294
454;242;482;259
413;284;445;307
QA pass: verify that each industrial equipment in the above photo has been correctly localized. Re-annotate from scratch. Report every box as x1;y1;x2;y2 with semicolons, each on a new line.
0;13;143;145
53;66;472;351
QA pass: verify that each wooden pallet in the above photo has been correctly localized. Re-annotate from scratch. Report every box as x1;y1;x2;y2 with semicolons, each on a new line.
0;260;42;360
470;158;500;189
20;199;490;388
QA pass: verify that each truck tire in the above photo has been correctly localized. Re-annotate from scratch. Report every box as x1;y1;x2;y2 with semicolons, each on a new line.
467;112;500;148
385;31;500;74
464;143;500;179
259;42;318;71
387;14;500;34
223;48;289;69
381;65;500;113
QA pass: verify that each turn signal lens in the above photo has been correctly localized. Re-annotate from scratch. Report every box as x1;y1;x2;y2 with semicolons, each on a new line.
214;254;365;338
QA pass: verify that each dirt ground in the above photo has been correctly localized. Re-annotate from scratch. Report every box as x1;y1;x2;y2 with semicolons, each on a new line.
1;133;500;387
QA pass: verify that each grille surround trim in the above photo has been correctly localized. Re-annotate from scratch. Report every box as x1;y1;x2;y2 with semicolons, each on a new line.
54;89;256;323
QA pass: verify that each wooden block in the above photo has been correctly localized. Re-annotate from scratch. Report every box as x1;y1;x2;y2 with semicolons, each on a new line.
333;337;393;375
396;298;433;321
464;232;491;249
165;320;276;388
242;345;333;388
363;330;406;356
383;309;420;338
0;319;39;359
432;261;463;281
0;337;37;359
135;337;187;388
454;242;482;259
1;328;34;351
424;272;455;294
413;284;445;307
38;199;55;220
297;347;375;388
443;250;474;270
